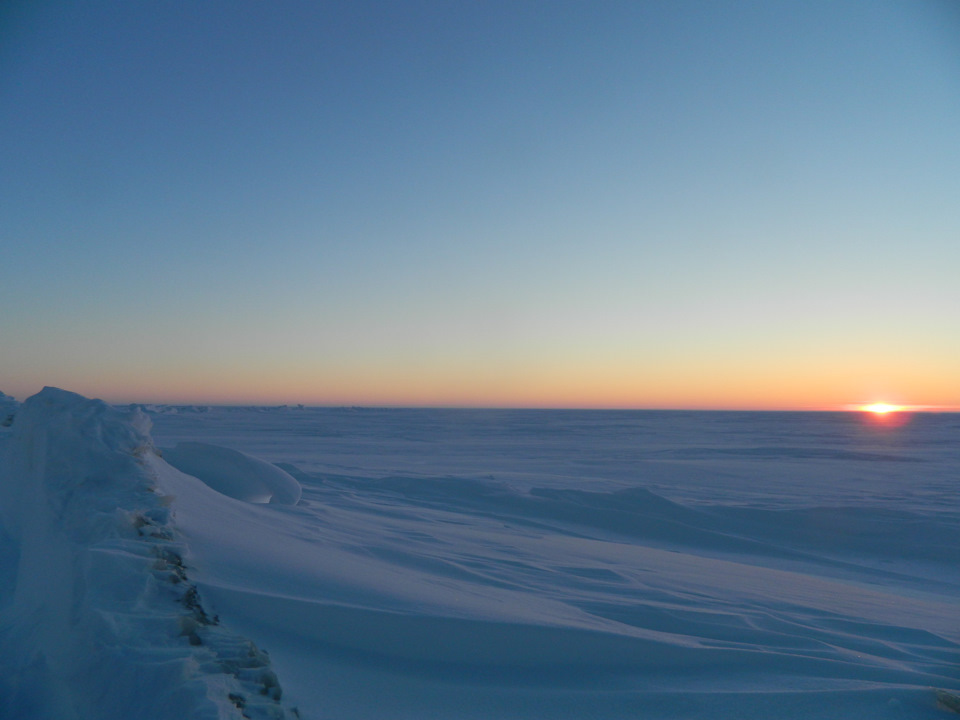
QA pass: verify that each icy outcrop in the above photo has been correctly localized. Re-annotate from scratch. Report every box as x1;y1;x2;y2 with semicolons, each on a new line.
0;388;299;720
0;391;17;427
162;442;301;505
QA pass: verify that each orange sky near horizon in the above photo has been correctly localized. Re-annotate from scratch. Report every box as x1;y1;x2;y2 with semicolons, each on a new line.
6;348;957;411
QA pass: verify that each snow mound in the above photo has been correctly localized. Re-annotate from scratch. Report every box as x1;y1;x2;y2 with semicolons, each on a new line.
0;387;299;720
162;442;301;505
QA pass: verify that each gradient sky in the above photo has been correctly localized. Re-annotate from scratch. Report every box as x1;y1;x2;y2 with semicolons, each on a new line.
2;0;959;408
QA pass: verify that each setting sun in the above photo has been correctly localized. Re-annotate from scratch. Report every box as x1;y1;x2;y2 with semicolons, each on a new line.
861;403;903;414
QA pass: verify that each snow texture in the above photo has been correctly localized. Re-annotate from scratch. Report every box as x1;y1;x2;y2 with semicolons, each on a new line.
148;405;960;720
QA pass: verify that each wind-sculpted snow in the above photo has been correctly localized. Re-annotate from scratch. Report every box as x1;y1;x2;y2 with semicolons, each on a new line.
162;442;302;505
143;407;960;720
0;388;299;719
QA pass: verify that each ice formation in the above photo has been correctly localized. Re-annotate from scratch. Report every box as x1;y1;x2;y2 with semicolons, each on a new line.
0;388;298;719
0;391;17;427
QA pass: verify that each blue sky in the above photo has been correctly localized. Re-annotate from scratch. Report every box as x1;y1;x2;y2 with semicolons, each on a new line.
2;0;958;407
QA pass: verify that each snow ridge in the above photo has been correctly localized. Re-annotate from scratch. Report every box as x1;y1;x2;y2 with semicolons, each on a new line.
0;388;299;720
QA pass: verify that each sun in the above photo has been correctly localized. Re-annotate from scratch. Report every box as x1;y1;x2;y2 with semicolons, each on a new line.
861;402;903;414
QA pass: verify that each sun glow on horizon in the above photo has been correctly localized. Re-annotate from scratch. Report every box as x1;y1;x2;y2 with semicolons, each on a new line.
860;402;904;414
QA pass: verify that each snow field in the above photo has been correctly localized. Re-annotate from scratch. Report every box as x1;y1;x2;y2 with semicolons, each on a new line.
1;393;958;719
149;407;960;719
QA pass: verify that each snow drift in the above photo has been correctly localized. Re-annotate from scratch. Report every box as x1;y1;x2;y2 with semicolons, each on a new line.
161;442;301;505
0;388;298;719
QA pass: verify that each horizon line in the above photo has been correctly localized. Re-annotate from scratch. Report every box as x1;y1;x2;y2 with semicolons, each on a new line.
6;388;958;414
123;401;960;414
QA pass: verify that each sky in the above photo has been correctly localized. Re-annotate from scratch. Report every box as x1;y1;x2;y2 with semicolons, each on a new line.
2;0;959;409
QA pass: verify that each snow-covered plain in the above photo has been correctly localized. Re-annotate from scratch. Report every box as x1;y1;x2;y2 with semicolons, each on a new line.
1;389;958;719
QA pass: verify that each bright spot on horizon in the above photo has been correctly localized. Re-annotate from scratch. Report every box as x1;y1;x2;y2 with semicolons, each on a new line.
861;403;903;414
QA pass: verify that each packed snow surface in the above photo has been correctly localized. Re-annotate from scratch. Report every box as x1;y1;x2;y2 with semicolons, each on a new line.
1;391;959;719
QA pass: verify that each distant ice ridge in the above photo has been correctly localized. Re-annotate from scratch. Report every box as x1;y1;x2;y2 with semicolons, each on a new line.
0;388;299;720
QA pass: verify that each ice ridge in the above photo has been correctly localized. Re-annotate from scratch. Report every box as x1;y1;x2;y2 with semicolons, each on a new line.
0;391;18;427
0;387;299;720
